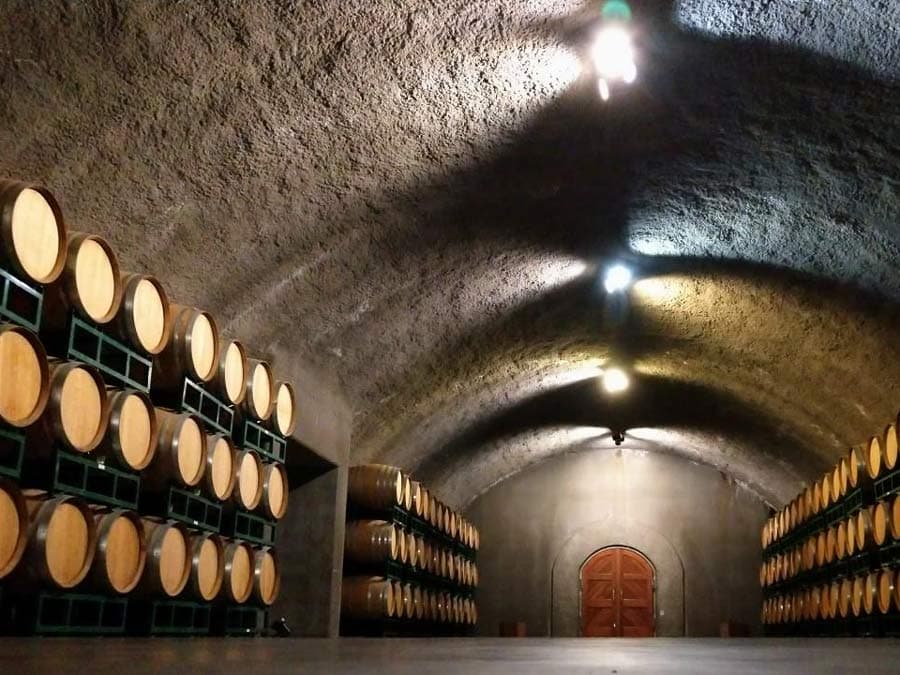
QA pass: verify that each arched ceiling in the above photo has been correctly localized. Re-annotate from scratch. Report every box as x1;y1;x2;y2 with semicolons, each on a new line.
1;1;898;508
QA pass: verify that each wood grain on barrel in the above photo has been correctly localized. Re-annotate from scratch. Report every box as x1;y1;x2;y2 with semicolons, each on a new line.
189;312;216;381
265;463;287;519
59;366;104;451
209;436;234;500
238;452;261;510
74;238;117;323
158;526;189;597
10;188;61;283
222;341;247;404
45;502;90;588
258;549;278;605
0;329;43;426
274;381;295;435
105;514;143;593
229;543;253;603
878;569;894;614
197;536;221;601
0;485;21;576
884;423;898;471
117;393;153;469
249;361;273;419
175;416;204;485
131;278;167;353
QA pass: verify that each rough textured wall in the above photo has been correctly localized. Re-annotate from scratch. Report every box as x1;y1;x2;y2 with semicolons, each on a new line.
0;1;898;506
467;448;767;636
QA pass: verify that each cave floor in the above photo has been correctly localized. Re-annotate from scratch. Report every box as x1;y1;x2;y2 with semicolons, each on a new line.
4;637;900;674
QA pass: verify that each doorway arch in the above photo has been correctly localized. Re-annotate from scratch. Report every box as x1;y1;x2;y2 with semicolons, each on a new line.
580;546;655;637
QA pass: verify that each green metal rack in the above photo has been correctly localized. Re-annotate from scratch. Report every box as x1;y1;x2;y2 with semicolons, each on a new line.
240;419;287;464
1;591;129;635
150;486;222;533
67;316;152;392
875;469;900;501
225;509;277;546
180;378;234;436
0;266;43;332
217;606;267;636
127;599;211;636
51;449;141;510
0;426;26;480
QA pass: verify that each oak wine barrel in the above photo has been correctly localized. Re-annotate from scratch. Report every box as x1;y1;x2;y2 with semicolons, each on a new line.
815;531;827;568
344;520;400;564
143;410;206;491
214;339;248;406
0;479;27;579
221;540;254;604
412;535;426;572
232;449;263;511
820;474;832;511
892;494;900;540
401;474;412;511
32;360;109;453
273;380;297;436
418;487;431;524
855;507;876;552
428;494;439;528
864;574;878;615
866;436;882;481
846;517;858;557
137;519;191;598
0;323;50;428
113;273;171;354
873;500;893;546
0;180;67;284
242;358;275;421
153;305;219;387
836;520;848;560
824;526;837;564
20;491;97;589
405;530;417;569
44;232;123;326
203;434;237;502
850;576;864;618
838;577;852;618
885;421;899;472
185;532;224;602
341;576;396;619
409;481;425;519
809;586;822;621
252;547;281;606
347;465;404;511
847;446;868;489
412;584;425;620
90;509;146;594
828;581;841;619
394;580;413;619
878;568;895;614
101;389;157;471
803;536;816;571
259;461;289;520
812;481;822;516
838;459;850;498
831;465;843;501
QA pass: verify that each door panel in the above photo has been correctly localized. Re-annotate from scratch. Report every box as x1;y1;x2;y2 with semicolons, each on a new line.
581;547;655;637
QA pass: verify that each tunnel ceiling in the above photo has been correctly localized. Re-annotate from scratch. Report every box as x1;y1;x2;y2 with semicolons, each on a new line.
2;0;899;507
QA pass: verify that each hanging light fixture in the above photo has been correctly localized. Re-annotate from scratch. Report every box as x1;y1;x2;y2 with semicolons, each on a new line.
593;1;638;101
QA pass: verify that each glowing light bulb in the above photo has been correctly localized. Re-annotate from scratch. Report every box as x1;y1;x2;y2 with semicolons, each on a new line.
603;264;632;293
602;368;630;394
591;25;637;100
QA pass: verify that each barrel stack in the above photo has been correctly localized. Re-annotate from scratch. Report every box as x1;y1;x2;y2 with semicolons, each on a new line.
341;464;479;636
0;179;296;636
761;420;900;636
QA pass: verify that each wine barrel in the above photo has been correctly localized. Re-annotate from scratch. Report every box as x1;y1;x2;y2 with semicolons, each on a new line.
803;486;814;522
824;526;837;564
0;324;50;428
252;547;280;606
846;517;858;557
185;532;224;602
396;525;408;565
409;481;426;519
412;584;425;620
221;540;254;604
412;535;427;572
820;474;832;511
878;568;895;614
242;359;274;421
831;465;843;501
803;536;816;571
474;527;480;551
90;509;146;594
873;500;893;546
788;500;798;532
885;421;899;473
815;530;827;568
113;273;171;355
136;519;190;598
812;481;822;516
435;592;449;624
405;530;417;569
828;581;841;619
0;479;27;579
143;410;206;491
273;380;297;436
855;575;873;616
838;577;853;618
397;581;414;619
855;507;876;552
427;542;441;575
19;492;97;589
838;459;850;498
760;521;769;550
836;520;848;560
847;445;868;489
345;520;400;564
101;389;158;471
232;449;263;511
807;586;821;621
29;360;109;454
203;434;237;502
213;339;248;406
418;487;431;524
0;180;67;284
892;494;900;540
863;572;878;615
347;464;404;511
44;232;123;326
401;474;413;511
342;576;396;619
428;494;439;528
866;435;882;481
259;462;289;521
792;547;802;578
153;305;219;387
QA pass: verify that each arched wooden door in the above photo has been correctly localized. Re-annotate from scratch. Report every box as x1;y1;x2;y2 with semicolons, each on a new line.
581;546;655;637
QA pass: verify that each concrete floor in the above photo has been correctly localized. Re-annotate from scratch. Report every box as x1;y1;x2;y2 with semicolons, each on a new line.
3;638;900;674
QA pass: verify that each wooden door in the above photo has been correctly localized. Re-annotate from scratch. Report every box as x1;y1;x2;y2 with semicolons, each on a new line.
581;547;655;637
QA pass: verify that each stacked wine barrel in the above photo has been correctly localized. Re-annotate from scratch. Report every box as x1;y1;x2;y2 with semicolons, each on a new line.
341;464;479;636
0;179;296;635
761;419;900;636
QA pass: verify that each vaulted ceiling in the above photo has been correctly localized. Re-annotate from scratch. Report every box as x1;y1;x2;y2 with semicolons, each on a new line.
2;0;898;508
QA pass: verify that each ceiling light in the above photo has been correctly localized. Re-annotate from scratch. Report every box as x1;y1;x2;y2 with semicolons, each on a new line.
603;264;633;293
591;25;637;101
602;368;630;394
